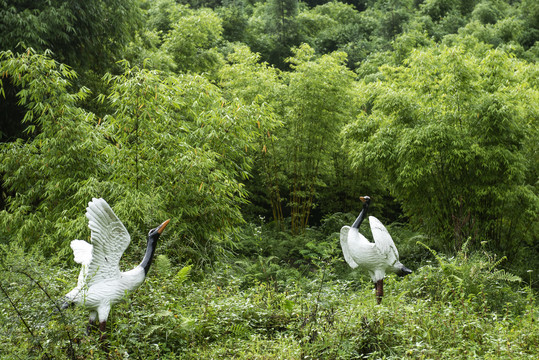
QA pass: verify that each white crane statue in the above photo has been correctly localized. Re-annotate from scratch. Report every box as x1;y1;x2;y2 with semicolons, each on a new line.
340;196;412;304
63;198;170;338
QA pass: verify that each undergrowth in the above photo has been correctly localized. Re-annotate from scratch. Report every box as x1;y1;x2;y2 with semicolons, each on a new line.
0;227;537;359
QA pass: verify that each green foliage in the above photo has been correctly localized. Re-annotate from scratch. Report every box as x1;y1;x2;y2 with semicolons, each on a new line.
343;43;539;253
0;244;91;359
244;0;302;69
0;49;106;253
173;264;193;285
218;4;250;43
145;0;183;35
97;62;269;261
420;0;468;21
472;0;506;25
219;45;284;105
297;2;371;68
2;3;539;357
236;218;344;272
122;30;176;72
374;0;415;40
218;45;286;223
162;6;225;74
220;43;361;232
413;240;526;313
154;254;173;277
1;236;537;359
459;18;528;56
0;0;142;70
275;45;356;232
0;50;267;263
518;0;539;51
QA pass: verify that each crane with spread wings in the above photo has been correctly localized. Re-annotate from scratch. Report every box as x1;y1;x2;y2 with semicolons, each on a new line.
63;198;170;337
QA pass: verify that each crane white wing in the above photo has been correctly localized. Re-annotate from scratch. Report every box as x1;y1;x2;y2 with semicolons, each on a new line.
70;239;93;265
369;216;399;262
340;226;359;269
85;198;131;286
69;239;93;292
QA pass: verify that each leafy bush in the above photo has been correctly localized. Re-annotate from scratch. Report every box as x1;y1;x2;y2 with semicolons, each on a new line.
343;42;539;254
410;241;528;314
1;236;537;359
0;50;273;265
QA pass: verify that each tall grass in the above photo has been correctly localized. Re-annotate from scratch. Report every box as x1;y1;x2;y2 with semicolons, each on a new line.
0;229;537;359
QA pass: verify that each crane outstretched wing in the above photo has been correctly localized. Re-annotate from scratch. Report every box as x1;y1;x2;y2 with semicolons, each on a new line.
340;226;359;269
70;239;93;266
69;239;93;290
85;198;131;286
369;216;399;262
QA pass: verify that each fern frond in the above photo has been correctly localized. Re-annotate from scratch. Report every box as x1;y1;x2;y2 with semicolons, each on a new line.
490;270;522;283
488;255;507;272
461;237;471;255
417;241;446;268
174;265;192;285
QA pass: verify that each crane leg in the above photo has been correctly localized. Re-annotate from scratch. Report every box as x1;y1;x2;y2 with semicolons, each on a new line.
98;321;107;341
375;279;383;304
98;321;109;351
87;319;98;334
87;312;98;334
96;304;110;342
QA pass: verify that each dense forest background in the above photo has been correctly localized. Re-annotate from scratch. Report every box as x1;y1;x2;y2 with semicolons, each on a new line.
0;0;537;358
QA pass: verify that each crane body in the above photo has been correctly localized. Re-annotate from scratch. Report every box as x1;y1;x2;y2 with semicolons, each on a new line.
63;198;169;336
340;196;411;303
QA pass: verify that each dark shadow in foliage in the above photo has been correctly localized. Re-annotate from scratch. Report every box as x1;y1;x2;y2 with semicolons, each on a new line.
0;78;28;142
0;76;28;211
0;0;142;72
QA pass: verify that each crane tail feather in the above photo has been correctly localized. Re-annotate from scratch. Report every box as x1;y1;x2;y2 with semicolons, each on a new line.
340;226;359;269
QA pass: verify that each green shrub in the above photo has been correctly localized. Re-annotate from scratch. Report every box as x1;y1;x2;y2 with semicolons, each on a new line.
410;241;527;314
1;234;536;359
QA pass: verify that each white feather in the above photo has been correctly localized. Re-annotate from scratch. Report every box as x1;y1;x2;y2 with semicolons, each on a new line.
70;239;93;265
85;198;131;286
340;226;359;269
65;240;93;300
369;216;399;266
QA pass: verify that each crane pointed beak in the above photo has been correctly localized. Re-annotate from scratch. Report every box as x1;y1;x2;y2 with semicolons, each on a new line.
157;219;170;234
398;265;412;277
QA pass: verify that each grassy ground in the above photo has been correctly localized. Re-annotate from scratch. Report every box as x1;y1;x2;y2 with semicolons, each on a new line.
1;237;537;359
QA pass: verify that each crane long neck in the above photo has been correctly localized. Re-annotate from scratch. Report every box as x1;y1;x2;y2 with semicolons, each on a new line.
352;203;369;229
139;235;158;275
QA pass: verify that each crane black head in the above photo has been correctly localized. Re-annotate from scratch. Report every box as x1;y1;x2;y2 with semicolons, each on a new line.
360;196;371;206
148;219;170;239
